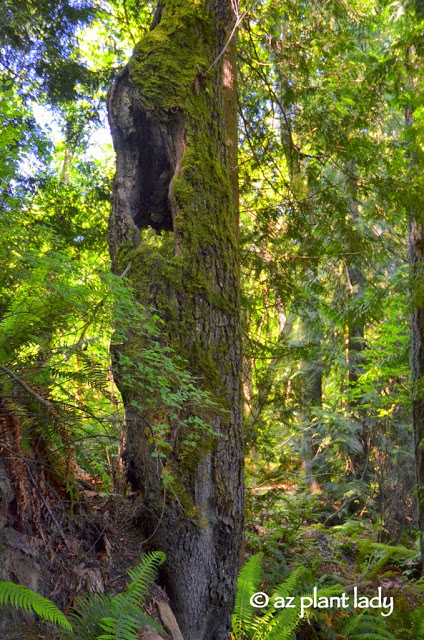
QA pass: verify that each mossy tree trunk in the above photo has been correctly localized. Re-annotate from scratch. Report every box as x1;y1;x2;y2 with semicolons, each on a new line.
408;0;424;574
408;120;424;573
107;1;244;638
409;216;424;573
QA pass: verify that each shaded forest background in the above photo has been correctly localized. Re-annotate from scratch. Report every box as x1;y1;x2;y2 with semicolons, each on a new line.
1;0;424;638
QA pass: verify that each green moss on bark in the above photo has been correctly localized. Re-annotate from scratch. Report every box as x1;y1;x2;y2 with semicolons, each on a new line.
112;0;240;526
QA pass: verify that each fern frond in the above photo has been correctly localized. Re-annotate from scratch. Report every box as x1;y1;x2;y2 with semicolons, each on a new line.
96;552;165;640
248;609;276;640
272;566;307;599
98;602;161;640
232;553;264;640
357;541;415;578
257;601;301;640
0;580;72;630
341;610;394;640
348;634;394;640
412;606;424;639
341;611;366;636
62;552;165;640
98;612;140;640
61;593;114;639
125;551;166;607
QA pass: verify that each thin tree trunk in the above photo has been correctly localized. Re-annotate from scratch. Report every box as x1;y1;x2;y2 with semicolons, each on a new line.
279;87;322;490
300;333;322;493
107;2;244;638
345;164;368;479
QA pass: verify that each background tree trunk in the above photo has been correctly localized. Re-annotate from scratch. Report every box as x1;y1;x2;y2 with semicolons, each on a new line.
107;2;244;638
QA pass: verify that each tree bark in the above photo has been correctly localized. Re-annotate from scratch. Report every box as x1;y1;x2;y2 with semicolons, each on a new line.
409;218;424;572
300;333;322;493
107;2;244;638
407;4;424;570
278;86;322;491
344;164;368;481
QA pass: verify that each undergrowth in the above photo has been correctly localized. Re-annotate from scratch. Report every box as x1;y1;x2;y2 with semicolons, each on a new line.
0;550;165;640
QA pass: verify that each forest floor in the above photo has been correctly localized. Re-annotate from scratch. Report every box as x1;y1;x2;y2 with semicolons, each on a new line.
6;490;170;640
4;484;424;640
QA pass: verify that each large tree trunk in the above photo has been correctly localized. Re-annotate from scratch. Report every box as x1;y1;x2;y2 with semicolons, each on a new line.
408;217;424;571
407;2;424;572
107;2;244;639
408;188;424;573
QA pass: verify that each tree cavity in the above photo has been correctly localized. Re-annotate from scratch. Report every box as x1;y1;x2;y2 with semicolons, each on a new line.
108;65;185;245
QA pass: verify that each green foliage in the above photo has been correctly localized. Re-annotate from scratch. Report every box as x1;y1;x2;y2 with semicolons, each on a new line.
357;541;417;578
0;581;72;630
388;599;424;640
115;307;223;465
231;553;304;640
238;0;417;548
413;607;424;640
0;0;97;104
0;69;223;493
64;550;165;640
2;2;424;639
109;281;226;489
232;553;264;639
232;553;343;640
245;485;322;565
340;611;394;640
0;551;165;640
